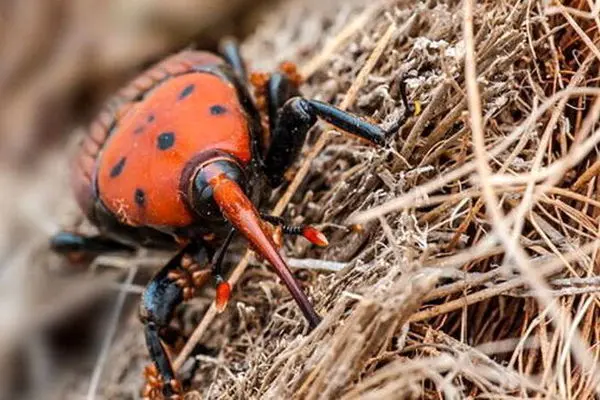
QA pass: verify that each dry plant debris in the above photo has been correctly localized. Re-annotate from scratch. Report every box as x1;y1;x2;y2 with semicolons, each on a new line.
3;0;600;399
204;0;600;398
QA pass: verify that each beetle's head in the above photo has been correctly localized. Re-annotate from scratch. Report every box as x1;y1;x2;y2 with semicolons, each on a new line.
188;155;320;328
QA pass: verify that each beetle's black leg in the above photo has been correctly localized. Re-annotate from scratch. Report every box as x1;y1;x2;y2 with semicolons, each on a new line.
263;77;411;187
265;71;301;132
263;96;317;187
264;97;399;187
50;231;135;263
211;229;235;279
219;38;247;84
140;242;214;399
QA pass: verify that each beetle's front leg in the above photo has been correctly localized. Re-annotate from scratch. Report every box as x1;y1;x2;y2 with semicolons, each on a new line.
262;70;411;187
140;243;213;400
264;98;399;187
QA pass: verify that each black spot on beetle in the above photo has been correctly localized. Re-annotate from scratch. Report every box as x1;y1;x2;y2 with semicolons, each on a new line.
210;105;227;115
157;132;175;150
147;114;155;123
134;189;145;207
110;157;126;178
179;84;195;100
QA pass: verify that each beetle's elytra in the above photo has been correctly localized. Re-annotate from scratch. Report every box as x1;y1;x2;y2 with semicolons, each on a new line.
51;39;409;399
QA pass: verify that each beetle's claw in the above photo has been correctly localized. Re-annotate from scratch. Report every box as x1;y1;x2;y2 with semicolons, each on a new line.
215;279;231;313
302;226;329;247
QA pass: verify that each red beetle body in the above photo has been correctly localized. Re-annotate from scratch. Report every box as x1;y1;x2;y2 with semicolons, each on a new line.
73;51;264;248
53;40;407;399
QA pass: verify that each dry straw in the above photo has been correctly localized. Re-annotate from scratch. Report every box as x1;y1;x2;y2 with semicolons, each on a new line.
9;0;600;398
200;1;600;398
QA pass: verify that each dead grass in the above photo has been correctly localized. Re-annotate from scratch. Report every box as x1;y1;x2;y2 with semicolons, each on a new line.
202;1;600;398
3;0;600;399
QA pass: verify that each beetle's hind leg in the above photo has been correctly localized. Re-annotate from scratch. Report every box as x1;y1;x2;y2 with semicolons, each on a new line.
140;242;214;399
50;231;135;264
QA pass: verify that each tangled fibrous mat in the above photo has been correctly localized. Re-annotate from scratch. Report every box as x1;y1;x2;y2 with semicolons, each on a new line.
2;0;600;399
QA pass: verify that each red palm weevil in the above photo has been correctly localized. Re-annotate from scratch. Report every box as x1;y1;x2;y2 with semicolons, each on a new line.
50;39;410;399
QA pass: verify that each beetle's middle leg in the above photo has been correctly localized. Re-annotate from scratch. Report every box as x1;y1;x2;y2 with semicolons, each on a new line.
140;242;214;400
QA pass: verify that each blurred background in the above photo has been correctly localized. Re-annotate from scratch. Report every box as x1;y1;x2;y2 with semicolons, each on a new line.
0;1;276;398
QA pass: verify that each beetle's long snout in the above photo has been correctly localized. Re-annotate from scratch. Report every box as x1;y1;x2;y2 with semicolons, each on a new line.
208;173;321;328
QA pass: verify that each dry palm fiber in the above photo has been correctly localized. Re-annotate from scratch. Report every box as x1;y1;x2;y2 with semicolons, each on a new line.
2;0;600;399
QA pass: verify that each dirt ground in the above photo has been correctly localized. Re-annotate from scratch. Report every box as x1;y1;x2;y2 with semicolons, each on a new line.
2;0;600;399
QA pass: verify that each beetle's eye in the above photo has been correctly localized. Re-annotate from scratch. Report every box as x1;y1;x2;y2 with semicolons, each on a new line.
191;159;246;221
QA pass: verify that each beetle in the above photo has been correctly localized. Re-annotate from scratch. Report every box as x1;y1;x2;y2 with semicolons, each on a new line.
50;39;410;399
